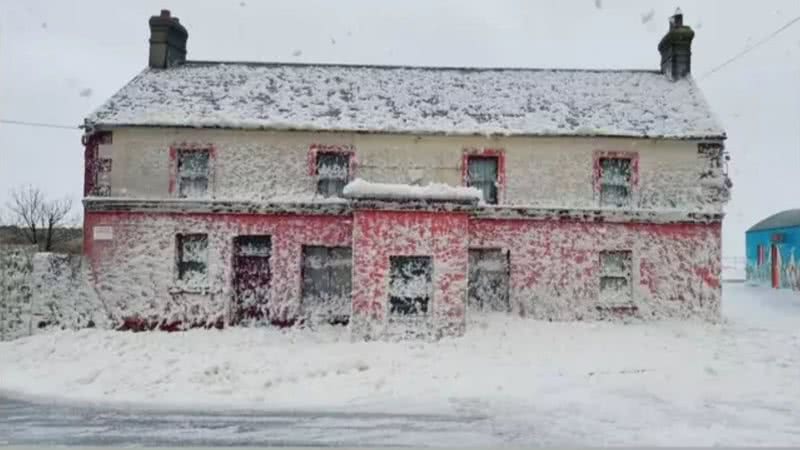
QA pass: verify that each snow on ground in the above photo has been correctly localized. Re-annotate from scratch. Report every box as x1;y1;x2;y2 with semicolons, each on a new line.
1;282;798;446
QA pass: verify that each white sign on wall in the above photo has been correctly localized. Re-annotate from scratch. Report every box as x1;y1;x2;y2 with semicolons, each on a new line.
93;226;114;241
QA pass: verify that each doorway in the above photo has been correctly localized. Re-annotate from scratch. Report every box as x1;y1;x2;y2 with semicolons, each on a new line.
771;244;780;288
232;235;272;324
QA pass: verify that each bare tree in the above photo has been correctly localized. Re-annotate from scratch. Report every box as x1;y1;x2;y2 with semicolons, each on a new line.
6;185;73;251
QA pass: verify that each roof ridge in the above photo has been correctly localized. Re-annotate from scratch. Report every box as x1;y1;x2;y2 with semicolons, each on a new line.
180;60;661;73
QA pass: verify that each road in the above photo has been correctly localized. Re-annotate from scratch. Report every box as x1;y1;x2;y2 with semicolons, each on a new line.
0;395;503;447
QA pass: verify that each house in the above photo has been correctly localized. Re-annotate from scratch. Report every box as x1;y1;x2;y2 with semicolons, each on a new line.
746;209;800;291
81;9;729;338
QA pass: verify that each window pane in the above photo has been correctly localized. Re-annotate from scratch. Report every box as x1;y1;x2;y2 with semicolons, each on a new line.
179;177;208;198
178;150;209;178
600;158;631;185
316;153;349;180
177;234;208;284
177;150;210;198
317;179;347;197
600;250;631;276
234;236;271;258
599;250;632;304
467;157;499;204
389;256;432;316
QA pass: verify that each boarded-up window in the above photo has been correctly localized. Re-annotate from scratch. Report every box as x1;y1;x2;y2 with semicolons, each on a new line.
232;236;271;324
599;250;632;304
467;156;499;204
468;248;510;312
389;256;432;316
176;234;208;285
599;158;632;207
177;149;210;198
316;152;350;197
302;246;352;324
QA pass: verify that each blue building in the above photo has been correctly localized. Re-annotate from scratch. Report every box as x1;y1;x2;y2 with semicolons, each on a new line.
746;209;800;290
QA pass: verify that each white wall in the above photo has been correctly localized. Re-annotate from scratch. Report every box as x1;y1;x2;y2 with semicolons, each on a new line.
100;128;727;212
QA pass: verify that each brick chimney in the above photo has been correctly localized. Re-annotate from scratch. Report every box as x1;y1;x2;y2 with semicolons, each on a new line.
148;9;188;69
658;8;695;80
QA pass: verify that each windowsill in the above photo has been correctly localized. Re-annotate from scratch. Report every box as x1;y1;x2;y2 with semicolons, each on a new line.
595;303;638;312
168;285;216;295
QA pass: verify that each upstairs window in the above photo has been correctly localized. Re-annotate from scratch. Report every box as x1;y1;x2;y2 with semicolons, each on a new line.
177;149;210;198
388;256;433;316
316;152;350;197
599;250;632;305
467;156;499;204
599;158;632;207
176;234;208;285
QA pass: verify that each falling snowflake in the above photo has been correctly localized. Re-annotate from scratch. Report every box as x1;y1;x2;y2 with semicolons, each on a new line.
641;9;655;24
79;88;93;98
41;22;47;29
594;0;602;9
292;49;302;57
330;36;336;45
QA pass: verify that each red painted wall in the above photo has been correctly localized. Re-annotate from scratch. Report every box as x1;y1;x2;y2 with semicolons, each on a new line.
84;211;352;328
470;219;722;319
351;210;469;338
83;209;722;332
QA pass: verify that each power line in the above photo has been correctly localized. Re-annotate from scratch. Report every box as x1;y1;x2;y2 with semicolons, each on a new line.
0;119;78;130
699;15;800;81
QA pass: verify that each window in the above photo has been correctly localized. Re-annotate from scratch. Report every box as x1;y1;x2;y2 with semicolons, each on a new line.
177;149;210;198
467;156;499;204
389;256;433;316
176;234;208;285
468;249;510;312
599;250;632;305
599;158;632;207
94;158;112;196
301;246;352;324
316;152;350;197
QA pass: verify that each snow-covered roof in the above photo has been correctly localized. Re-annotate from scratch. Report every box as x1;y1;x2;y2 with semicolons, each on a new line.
86;61;725;139
747;209;800;232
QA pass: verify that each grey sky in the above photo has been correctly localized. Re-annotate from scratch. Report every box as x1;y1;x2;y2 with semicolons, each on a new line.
1;0;799;257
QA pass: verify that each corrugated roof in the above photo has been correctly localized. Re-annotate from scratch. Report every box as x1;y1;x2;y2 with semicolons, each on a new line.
747;209;800;232
85;61;725;139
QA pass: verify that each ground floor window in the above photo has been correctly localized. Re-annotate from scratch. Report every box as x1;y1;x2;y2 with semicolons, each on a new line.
232;235;272;324
388;256;433;316
301;246;352;324
468;248;510;312
599;250;633;305
176;233;208;285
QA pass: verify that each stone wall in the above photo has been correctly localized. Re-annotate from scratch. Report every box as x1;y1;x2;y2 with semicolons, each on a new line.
0;248;110;341
0;245;35;340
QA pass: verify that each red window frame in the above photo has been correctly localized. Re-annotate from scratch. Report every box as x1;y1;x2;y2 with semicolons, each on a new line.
169;144;217;197
593;150;639;198
307;144;357;177
462;148;506;203
83;131;112;196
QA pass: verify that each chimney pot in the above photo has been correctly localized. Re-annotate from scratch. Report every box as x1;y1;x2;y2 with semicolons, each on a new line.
658;8;694;81
148;9;188;69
